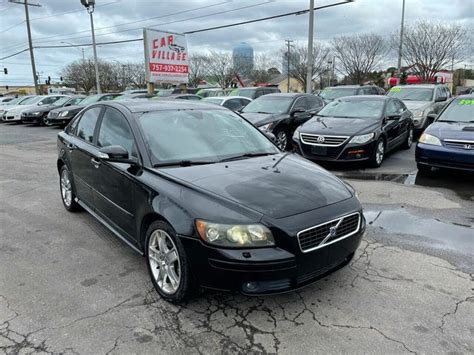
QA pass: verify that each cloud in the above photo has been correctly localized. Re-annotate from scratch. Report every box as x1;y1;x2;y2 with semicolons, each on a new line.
0;0;471;85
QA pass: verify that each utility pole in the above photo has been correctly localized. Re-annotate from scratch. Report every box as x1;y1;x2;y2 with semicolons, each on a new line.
285;39;293;93
397;0;406;81
9;0;41;95
61;41;85;61
81;0;101;93
306;0;315;93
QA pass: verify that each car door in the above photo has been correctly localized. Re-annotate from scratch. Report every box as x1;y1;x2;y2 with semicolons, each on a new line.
394;99;411;142
433;87;448;113
383;99;402;150
93;107;139;240
290;96;312;128
64;106;104;207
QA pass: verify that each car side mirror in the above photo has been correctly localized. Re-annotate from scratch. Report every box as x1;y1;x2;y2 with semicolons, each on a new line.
291;108;305;117
435;96;447;102
427;113;437;124
264;131;276;143
98;145;134;163
309;108;321;116
386;114;401;120
64;103;71;107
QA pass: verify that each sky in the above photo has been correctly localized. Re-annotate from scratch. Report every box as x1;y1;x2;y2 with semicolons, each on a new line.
0;0;472;86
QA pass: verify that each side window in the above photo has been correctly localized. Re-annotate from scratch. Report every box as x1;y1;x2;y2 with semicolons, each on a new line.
40;96;59;105
97;108;134;155
240;98;251;107
99;95;115;102
292;97;308;111
307;96;324;109
223;99;242;111
75;107;102;143
255;90;264;98
385;100;399;116
67;113;82;135
394;100;405;113
361;87;373;95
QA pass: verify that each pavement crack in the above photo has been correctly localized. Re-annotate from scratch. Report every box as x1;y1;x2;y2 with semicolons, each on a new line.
438;295;474;334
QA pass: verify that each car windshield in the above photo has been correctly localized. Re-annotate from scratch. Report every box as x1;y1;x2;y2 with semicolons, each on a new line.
319;88;358;100
20;96;43;105
437;98;474;123
236;89;256;98
52;96;71;106
157;89;173;97
242;96;293;114
138;109;279;165
317;98;384;119
203;98;224;105
79;95;102;105
5;97;23;105
388;87;434;101
69;97;84;105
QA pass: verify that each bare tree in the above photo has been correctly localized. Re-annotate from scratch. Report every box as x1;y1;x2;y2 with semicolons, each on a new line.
188;54;210;87
287;43;331;91
248;53;278;84
397;21;465;82
332;33;387;84
204;51;238;89
61;59;96;93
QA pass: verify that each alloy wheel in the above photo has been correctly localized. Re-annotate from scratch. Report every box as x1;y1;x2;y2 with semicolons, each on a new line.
407;128;413;147
148;229;181;295
60;169;72;207
375;141;385;165
276;131;287;150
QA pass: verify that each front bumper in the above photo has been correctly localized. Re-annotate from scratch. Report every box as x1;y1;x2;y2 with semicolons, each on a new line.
416;143;474;171
181;215;365;295
21;114;42;123
2;112;21;121
47;115;73;125
294;138;376;163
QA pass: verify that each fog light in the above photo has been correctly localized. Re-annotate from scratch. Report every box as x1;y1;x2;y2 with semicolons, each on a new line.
243;282;259;292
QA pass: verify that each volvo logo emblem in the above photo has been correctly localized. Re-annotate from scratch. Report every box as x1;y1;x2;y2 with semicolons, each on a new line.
317;136;325;143
464;144;472;150
329;226;337;238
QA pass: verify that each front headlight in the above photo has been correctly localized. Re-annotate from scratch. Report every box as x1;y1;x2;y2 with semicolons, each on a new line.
292;128;300;141
349;132;375;144
412;109;424;118
419;133;441;146
258;123;273;131
59;111;69;117
195;220;275;247
30;111;41;116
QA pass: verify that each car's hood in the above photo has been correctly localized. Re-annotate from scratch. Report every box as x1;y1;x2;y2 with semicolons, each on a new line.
2;104;26;112
23;105;56;114
403;101;432;111
52;105;84;114
241;112;284;127
5;104;40;114
299;116;379;136
155;153;352;219
426;121;474;141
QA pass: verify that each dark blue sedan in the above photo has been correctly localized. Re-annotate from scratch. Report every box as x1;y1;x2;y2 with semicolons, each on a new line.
416;95;474;173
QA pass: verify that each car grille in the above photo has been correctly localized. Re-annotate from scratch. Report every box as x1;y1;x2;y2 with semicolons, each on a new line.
297;213;360;253
48;111;59;119
443;139;474;150
300;133;348;146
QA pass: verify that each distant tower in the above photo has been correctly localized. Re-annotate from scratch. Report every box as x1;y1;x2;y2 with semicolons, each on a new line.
233;42;254;76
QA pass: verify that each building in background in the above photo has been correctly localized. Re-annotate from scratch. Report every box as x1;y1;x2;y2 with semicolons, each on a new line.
233;42;254;76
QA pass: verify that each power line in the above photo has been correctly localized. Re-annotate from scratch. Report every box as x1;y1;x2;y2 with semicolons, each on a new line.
0;0;232;53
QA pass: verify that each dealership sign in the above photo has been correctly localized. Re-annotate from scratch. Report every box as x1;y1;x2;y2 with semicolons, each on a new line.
143;28;189;83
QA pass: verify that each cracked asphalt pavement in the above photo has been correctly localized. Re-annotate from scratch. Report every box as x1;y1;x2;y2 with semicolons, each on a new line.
1;123;473;354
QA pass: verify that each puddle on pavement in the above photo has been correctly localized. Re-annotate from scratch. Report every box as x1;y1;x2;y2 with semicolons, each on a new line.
364;209;473;256
338;171;474;202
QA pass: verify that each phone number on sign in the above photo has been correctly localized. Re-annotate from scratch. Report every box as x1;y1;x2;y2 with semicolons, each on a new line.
149;63;188;73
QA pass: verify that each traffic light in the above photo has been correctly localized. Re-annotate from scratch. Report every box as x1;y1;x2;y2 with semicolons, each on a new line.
60;76;63;81
3;68;7;75
5;85;9;90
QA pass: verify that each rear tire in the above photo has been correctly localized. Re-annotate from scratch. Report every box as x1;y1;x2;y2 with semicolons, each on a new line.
145;221;193;303
59;165;80;212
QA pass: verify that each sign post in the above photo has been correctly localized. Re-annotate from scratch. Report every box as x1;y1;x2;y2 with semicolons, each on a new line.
143;28;189;94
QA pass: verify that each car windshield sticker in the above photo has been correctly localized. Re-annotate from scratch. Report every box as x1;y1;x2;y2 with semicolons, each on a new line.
390;87;401;93
458;99;474;105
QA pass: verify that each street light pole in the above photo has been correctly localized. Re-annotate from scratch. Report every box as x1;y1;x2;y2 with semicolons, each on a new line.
81;0;101;93
305;0;315;93
285;39;293;93
61;41;85;61
397;0;406;79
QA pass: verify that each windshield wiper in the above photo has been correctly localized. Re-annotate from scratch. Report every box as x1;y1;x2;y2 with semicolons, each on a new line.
256;111;272;114
153;160;216;168
219;152;276;162
437;120;459;123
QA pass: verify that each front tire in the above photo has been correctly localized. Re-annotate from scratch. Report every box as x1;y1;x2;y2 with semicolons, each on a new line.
370;138;385;168
145;221;192;303
274;128;289;151
59;165;80;212
402;126;414;150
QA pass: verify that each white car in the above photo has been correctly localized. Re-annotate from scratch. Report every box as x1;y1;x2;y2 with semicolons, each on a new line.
0;96;16;105
2;95;64;122
202;96;252;112
0;96;35;119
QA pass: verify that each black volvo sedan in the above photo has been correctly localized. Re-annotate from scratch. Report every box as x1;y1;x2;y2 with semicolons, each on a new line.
57;101;365;302
292;96;414;167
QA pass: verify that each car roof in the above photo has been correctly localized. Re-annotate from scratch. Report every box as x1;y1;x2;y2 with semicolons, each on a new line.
392;84;441;89
327;85;372;89
261;93;311;98
237;86;279;90
103;100;226;113
336;95;389;101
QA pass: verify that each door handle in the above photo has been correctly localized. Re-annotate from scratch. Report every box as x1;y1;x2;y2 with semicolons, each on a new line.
90;158;101;168
66;143;76;150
